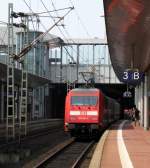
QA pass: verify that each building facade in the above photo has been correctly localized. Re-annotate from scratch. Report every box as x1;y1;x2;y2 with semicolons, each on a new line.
16;31;50;119
0;27;59;121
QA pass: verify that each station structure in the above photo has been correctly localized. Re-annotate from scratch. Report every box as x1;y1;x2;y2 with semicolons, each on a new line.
0;27;122;119
103;0;150;130
0;1;149;167
0;3;125;140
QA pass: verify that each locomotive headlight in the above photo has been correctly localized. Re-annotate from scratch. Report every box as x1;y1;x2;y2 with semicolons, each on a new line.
65;122;69;127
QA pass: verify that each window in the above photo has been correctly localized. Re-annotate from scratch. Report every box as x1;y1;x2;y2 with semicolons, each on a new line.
71;96;97;106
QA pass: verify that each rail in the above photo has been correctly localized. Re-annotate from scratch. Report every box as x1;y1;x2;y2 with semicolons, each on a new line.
23;139;94;168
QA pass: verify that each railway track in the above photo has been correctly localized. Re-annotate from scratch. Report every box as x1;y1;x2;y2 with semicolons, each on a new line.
0;120;62;157
0;128;70;167
0;119;63;147
0;126;63;150
0;119;63;138
31;139;94;168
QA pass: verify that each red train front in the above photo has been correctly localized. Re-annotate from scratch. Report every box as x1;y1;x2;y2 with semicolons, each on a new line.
64;88;120;138
65;88;104;137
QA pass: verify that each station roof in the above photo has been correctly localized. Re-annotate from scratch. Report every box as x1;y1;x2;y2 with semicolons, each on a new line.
103;0;150;82
63;38;107;45
0;62;50;87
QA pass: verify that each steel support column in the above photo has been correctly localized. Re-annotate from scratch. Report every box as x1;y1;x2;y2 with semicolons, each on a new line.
60;45;63;83
138;86;140;107
93;45;95;65
76;45;79;82
139;85;141;109
7;3;15;140
139;83;144;126
134;87;138;107
144;75;149;130
140;82;144;126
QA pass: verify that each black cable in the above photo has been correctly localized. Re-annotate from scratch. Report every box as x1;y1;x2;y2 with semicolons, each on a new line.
23;0;36;31
40;0;76;63
34;7;73;15
23;0;54;39
68;0;91;38
50;0;86;63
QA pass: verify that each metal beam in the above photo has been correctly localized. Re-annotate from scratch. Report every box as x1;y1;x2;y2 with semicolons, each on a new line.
7;3;15;140
76;45;79;82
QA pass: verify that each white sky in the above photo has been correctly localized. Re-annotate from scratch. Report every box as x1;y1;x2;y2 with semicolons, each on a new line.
0;0;106;39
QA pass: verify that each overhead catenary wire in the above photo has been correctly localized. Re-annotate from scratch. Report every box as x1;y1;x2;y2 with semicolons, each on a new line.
34;6;74;15
50;0;86;63
68;0;91;38
23;0;57;36
40;0;71;39
50;0;96;84
12;6;73;60
23;0;38;31
24;0;87;64
40;0;76;63
23;0;75;64
0;21;8;25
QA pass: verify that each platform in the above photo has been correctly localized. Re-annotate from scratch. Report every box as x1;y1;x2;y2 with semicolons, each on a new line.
90;120;150;168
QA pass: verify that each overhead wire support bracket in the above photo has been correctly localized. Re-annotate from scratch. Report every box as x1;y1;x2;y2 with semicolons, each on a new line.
11;7;74;61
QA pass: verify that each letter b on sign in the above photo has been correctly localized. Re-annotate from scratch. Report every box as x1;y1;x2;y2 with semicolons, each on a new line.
133;72;139;80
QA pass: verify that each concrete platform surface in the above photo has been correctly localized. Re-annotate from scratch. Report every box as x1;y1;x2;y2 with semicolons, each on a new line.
90;120;150;168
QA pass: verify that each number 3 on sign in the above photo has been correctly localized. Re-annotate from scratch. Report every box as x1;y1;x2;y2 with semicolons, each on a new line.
123;72;128;80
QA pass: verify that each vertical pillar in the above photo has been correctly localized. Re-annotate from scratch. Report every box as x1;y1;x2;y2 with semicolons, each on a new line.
54;49;57;83
138;83;143;126
93;45;95;65
103;45;106;83
1;82;4;122
76;45;79;82
108;51;111;83
32;89;35;119
137;85;140;110
7;3;15;140
134;87;138;107
144;75;149;130
92;45;95;82
139;85;141;111
60;45;63;83
140;82;144;126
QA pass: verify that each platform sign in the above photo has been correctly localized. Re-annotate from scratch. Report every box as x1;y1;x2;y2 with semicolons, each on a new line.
122;70;144;84
123;91;132;98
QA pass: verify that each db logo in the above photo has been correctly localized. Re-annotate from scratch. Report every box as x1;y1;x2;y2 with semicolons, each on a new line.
81;111;86;115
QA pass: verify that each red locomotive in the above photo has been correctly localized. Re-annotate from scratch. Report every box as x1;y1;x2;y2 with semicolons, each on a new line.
64;88;120;138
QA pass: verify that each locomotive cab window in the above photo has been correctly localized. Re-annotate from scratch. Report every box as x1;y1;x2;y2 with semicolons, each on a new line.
71;96;97;106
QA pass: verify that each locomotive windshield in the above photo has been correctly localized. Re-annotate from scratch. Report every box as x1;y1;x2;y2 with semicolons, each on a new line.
71;96;97;106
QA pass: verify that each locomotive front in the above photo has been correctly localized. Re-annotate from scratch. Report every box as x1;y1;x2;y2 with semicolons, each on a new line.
65;88;101;137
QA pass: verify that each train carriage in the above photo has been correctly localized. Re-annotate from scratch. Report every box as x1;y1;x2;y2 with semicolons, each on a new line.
64;88;120;138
